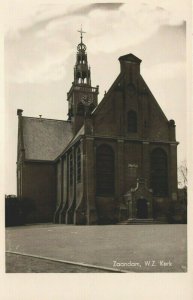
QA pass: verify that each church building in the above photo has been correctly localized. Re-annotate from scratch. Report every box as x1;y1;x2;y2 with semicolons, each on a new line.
17;31;178;225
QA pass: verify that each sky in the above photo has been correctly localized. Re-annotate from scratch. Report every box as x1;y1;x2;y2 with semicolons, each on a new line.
2;0;190;194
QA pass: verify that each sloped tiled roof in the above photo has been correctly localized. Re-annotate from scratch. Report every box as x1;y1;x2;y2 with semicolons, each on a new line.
72;125;85;142
22;117;73;161
55;124;85;160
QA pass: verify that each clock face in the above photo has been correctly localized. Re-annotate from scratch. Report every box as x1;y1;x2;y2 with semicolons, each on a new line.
81;94;93;106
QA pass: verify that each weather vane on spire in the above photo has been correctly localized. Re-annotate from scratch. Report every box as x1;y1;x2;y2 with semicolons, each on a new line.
78;25;86;43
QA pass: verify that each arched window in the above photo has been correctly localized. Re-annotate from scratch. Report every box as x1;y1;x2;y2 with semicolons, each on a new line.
76;147;81;183
96;144;115;196
128;110;137;132
150;148;168;196
69;153;73;186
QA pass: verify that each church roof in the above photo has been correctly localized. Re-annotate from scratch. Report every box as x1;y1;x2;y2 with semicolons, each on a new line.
22;117;73;161
73;124;85;141
55;124;85;161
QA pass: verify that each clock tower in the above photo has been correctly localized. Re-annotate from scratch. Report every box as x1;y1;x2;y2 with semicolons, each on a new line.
67;27;99;135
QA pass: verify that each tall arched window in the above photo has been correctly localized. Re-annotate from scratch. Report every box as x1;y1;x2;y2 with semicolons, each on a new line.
128;110;137;132
150;148;168;196
69;153;73;186
96;144;115;196
76;147;81;183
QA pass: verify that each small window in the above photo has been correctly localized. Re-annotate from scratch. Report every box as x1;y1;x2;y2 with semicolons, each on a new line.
77;147;81;182
128;110;137;132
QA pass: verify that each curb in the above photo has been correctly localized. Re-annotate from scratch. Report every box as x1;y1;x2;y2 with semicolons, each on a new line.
6;251;128;273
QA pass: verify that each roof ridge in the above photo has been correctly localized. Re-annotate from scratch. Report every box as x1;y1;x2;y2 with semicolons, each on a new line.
22;116;70;122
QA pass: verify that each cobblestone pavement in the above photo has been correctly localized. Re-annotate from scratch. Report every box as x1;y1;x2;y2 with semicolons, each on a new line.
6;224;187;273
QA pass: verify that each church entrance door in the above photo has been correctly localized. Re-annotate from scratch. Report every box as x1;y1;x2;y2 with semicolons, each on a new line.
136;198;148;219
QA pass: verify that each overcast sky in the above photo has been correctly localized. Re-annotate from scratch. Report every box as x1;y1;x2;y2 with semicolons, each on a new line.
3;0;190;194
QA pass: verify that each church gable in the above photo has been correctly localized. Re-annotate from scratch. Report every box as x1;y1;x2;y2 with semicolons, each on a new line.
21;116;73;161
93;74;124;136
93;54;172;141
138;76;169;140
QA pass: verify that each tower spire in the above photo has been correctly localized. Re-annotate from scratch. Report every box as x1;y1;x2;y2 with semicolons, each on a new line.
74;26;90;85
78;25;86;44
67;29;99;133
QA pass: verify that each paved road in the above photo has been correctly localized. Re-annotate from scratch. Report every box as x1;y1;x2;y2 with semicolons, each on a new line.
6;224;187;272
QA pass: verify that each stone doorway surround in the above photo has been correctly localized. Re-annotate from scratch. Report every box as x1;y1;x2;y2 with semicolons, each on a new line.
120;178;153;222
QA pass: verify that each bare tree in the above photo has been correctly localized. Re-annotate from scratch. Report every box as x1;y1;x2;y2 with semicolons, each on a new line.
178;160;187;188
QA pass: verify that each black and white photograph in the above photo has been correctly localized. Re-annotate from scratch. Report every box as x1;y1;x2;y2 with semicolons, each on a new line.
2;0;192;298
